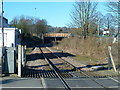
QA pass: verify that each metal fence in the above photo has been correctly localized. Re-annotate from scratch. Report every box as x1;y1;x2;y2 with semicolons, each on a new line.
0;45;26;75
0;47;16;73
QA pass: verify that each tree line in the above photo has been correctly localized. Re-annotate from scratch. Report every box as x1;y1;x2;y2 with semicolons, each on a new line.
10;16;48;39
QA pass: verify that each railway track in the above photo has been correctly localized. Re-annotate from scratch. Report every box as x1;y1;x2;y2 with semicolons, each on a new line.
40;47;110;90
22;47;73;78
39;47;72;90
22;47;119;89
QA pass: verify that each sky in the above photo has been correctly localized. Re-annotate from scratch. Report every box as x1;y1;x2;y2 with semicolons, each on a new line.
2;0;119;2
2;2;109;27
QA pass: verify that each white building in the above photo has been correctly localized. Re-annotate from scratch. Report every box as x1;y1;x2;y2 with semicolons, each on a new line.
0;16;21;47
0;28;21;47
102;29;110;36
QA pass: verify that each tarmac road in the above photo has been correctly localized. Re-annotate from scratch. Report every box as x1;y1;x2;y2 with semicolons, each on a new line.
1;77;119;89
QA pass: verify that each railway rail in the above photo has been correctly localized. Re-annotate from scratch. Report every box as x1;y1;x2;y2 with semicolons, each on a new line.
39;47;71;90
43;47;110;90
45;47;119;89
22;47;73;78
40;47;110;89
22;46;119;90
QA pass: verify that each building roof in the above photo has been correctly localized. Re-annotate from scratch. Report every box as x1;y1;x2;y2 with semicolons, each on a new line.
0;16;9;27
0;16;8;21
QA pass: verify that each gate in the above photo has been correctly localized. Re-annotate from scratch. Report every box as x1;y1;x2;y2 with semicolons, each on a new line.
3;47;16;73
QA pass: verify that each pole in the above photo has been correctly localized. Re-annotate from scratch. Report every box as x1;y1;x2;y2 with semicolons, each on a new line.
108;46;117;72
1;0;4;74
21;45;24;66
18;45;22;77
1;0;4;47
24;45;26;66
108;47;111;70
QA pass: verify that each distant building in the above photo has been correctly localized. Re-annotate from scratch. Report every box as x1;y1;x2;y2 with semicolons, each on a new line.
0;16;10;27
102;29;110;36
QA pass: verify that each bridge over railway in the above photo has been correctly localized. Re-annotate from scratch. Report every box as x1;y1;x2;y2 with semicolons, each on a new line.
44;33;71;43
44;33;71;38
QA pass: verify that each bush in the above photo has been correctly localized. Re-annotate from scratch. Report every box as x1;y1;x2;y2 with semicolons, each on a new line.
57;36;118;65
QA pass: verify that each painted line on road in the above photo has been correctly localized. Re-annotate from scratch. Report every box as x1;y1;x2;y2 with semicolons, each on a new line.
41;77;47;88
108;76;120;84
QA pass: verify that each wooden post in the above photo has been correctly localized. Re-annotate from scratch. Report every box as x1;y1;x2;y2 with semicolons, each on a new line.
108;47;111;70
108;46;117;72
18;45;22;77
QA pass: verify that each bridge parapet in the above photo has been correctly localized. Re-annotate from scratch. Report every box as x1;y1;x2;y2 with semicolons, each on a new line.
44;33;71;38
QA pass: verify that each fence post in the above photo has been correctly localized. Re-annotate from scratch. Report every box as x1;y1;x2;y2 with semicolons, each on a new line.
108;46;111;70
21;45;24;66
108;46;117;72
23;45;26;67
18;45;22;77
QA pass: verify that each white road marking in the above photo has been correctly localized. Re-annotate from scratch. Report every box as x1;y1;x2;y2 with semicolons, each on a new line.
41;77;47;88
108;76;120;83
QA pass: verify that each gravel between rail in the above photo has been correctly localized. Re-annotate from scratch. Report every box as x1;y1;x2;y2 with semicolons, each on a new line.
26;47;51;71
41;48;75;71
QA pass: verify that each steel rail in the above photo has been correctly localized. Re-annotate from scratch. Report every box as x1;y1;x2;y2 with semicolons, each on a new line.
39;47;71;90
46;47;109;90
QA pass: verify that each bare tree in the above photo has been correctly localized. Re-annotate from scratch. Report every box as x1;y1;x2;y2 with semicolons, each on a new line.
106;1;119;34
70;0;98;39
95;12;105;36
10;17;19;28
104;13;116;34
35;19;47;36
107;1;119;13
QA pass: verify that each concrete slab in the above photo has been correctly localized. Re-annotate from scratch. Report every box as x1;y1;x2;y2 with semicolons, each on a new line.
65;78;103;88
42;78;64;88
95;78;119;88
1;78;43;88
43;77;119;88
0;77;119;89
43;77;103;88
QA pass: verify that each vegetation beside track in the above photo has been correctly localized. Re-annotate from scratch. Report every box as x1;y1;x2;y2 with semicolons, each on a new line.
54;36;119;69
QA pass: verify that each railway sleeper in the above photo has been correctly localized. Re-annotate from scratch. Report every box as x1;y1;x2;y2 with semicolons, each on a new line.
22;70;74;78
